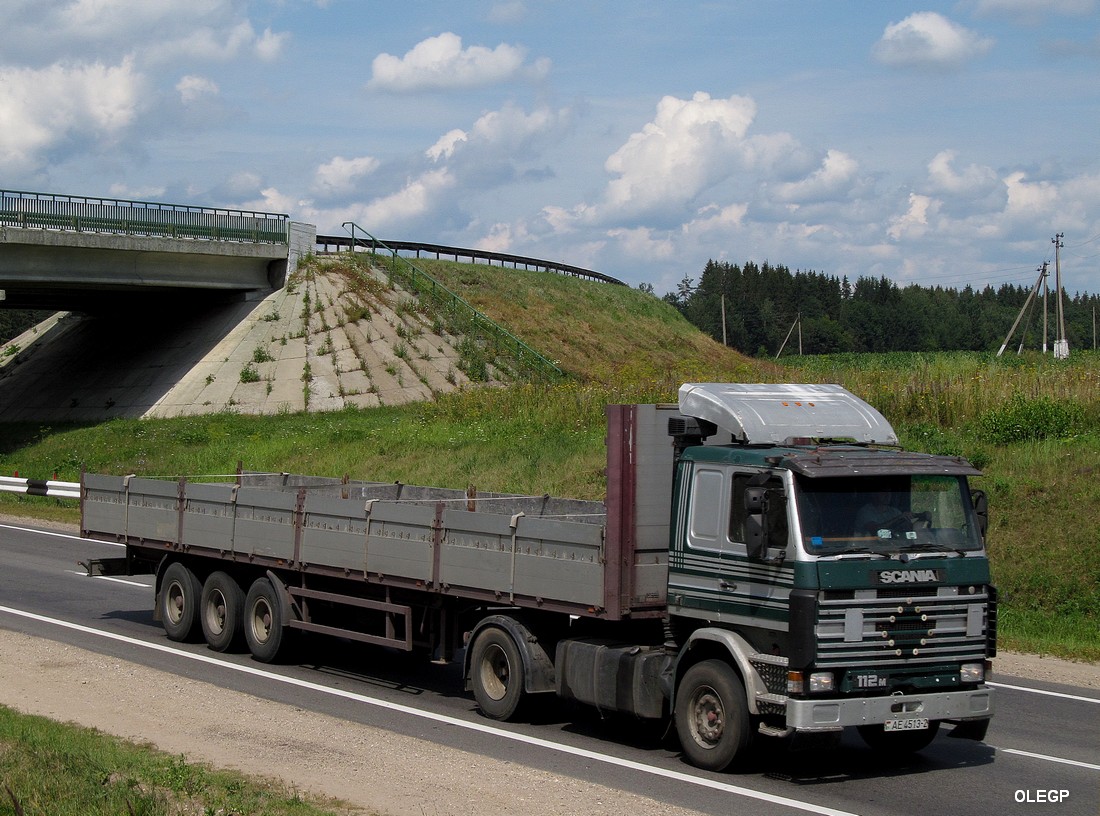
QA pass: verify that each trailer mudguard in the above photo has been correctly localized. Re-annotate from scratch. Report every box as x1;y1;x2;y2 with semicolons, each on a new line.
463;614;556;694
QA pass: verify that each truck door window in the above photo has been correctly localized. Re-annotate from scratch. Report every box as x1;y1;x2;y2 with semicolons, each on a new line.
687;466;725;546
730;473;787;551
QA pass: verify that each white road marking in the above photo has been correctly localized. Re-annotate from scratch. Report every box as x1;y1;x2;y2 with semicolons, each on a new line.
65;570;151;588
999;748;1100;772
0;522;98;544
0;604;858;816
989;681;1100;705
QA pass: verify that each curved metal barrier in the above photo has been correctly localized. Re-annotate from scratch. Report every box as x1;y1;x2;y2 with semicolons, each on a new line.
316;233;624;286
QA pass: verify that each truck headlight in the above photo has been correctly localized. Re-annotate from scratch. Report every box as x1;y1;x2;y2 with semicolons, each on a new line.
809;672;835;693
960;662;985;683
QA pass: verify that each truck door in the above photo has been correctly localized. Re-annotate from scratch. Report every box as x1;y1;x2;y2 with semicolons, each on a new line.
676;465;792;629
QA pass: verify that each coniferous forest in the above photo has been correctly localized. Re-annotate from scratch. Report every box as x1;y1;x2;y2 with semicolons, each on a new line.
662;260;1100;356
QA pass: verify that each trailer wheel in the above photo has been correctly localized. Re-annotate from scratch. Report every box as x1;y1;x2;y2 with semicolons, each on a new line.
160;562;202;642
469;627;526;721
675;659;752;772
200;571;244;652
244;577;285;663
857;721;940;754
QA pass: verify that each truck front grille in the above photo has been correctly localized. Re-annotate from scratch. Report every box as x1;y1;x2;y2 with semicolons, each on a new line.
816;585;990;670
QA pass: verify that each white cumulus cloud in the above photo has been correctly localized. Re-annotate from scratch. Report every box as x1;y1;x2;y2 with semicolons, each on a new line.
926;150;1000;196
313;156;381;198
368;32;549;92
775;149;860;203
600;92;758;222
176;75;219;104
888;193;938;240
427;129;469;162
873;12;994;69
0;57;141;172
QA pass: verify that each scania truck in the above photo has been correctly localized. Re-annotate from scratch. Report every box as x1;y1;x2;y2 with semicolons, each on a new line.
82;383;995;771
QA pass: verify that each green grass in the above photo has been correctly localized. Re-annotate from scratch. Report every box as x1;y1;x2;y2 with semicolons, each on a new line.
0;706;350;816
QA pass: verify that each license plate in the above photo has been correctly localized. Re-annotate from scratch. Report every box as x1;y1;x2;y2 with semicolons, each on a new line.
884;717;929;732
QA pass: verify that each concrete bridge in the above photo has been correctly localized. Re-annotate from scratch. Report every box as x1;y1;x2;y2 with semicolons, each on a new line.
0;189;314;310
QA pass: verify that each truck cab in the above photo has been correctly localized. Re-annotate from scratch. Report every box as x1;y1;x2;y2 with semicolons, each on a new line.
665;384;995;769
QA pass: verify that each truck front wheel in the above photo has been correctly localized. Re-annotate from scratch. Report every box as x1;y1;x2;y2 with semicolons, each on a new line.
160;562;202;642
244;577;285;663
675;659;753;772
469;627;526;720
200;571;244;652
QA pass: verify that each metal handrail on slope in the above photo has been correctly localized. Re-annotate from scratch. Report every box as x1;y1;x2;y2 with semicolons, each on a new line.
341;223;563;381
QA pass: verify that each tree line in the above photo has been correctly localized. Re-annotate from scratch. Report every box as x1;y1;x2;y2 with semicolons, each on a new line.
659;260;1100;356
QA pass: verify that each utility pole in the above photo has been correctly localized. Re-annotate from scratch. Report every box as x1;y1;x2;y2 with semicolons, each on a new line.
998;264;1046;357
1042;261;1049;354
721;294;727;346
1053;233;1069;359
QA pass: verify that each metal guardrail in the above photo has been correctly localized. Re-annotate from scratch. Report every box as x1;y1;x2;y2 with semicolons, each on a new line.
0;476;80;499
340;223;564;381
316;234;625;286
0;189;289;245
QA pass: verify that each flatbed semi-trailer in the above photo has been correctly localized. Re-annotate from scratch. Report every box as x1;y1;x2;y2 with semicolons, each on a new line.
82;383;995;770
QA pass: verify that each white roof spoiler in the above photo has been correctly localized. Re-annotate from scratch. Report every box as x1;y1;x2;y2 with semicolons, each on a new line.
677;383;898;446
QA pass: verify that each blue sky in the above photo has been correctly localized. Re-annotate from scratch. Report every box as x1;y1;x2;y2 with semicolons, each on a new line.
3;1;1100;297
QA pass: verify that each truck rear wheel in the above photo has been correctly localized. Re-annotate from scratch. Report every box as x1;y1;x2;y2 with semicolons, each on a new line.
857;721;940;754
469;627;526;720
160;562;202;642
200;571;244;652
244;577;285;663
675;659;752;772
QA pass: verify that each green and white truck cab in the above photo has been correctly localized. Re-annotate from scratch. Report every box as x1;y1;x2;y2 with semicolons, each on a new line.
664;383;995;768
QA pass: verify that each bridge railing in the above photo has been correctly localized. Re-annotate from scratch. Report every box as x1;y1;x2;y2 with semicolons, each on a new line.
0;189;288;244
341;223;563;382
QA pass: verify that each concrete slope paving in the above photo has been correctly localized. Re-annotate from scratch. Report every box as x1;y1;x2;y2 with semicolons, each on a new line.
0;260;497;422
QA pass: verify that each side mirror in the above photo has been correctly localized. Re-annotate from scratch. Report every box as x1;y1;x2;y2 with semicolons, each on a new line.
744;487;767;560
971;489;988;539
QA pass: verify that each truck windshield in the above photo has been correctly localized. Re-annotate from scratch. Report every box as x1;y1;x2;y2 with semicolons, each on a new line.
794;474;983;555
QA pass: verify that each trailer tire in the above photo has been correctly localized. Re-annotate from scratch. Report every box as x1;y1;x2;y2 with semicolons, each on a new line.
200;571;244;652
469;627;526;721
160;562;202;642
675;659;752;772
857;720;940;754
244;577;285;663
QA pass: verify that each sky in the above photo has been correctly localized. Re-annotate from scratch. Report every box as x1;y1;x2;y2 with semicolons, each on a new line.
3;1;1100;297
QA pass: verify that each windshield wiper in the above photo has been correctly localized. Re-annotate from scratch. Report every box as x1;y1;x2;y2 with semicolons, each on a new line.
897;542;968;557
829;547;892;559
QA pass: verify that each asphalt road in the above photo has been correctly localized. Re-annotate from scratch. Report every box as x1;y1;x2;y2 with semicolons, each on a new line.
1;521;1097;816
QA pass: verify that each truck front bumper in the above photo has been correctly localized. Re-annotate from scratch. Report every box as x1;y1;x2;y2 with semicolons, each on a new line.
784;686;994;731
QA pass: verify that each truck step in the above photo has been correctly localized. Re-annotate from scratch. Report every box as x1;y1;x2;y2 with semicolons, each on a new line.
758;723;794;738
755;692;788;706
